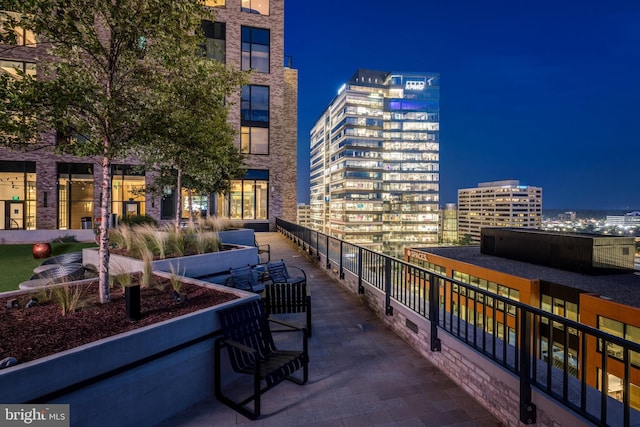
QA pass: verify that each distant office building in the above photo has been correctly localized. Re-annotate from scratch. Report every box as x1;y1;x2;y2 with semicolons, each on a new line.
457;180;542;243
309;69;440;256
559;211;577;222
439;203;458;244
405;228;639;409
606;212;640;227
296;203;310;226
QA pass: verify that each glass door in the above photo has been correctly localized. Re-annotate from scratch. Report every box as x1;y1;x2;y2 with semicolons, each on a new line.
6;201;24;229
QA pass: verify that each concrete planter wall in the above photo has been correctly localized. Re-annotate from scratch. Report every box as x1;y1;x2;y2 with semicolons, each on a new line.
82;244;258;278
217;228;255;246
0;273;258;427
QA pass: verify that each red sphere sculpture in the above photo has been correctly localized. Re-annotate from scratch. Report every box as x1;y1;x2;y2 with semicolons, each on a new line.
32;242;52;259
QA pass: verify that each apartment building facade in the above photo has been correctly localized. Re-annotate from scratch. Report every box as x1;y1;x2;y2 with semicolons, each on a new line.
0;0;296;231
296;203;311;226
309;69;439;256
457;179;542;243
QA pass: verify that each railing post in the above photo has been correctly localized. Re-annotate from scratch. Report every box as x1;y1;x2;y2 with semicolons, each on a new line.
519;309;537;424
428;273;441;352
339;241;344;279
325;235;331;269
384;257;393;315
308;231;313;255
316;232;320;260
357;247;364;294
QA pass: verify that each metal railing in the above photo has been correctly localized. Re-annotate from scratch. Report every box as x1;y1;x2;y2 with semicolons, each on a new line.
277;218;640;426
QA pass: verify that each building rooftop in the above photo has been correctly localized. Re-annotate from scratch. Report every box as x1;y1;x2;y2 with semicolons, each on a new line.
414;245;640;307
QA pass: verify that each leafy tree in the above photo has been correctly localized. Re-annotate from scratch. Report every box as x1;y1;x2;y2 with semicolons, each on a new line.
134;56;247;227
0;1;244;303
458;234;474;246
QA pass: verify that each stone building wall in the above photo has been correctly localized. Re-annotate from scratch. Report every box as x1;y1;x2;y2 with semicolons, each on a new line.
0;0;297;231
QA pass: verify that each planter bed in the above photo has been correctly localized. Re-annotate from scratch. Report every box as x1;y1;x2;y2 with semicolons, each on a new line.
0;272;258;427
82;244;259;278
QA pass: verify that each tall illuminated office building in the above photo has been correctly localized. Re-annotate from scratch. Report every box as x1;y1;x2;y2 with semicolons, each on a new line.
309;69;439;256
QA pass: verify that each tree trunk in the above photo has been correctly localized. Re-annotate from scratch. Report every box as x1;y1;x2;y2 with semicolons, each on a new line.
98;154;111;303
187;188;194;225
174;167;182;231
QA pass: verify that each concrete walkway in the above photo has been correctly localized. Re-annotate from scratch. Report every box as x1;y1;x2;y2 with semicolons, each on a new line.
156;232;501;427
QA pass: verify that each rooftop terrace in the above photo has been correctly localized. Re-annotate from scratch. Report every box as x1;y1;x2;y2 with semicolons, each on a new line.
156;233;500;426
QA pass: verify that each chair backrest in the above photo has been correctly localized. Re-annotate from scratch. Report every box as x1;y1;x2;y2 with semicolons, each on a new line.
217;300;277;370
266;260;289;283
264;282;308;314
229;265;258;292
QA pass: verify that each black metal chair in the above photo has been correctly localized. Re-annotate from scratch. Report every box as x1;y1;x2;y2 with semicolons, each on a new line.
266;259;306;286
224;265;265;293
215;299;309;420
254;238;271;264
264;281;312;337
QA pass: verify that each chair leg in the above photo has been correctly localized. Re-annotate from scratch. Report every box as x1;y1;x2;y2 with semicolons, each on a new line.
285;360;309;385
214;339;262;420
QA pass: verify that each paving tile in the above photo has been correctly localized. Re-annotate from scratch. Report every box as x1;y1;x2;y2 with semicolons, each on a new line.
154;233;501;427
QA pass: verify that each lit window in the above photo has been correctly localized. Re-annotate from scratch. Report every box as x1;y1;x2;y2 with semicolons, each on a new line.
111;164;145;220
0;12;36;47
241;126;268;154
598;316;624;361
204;0;225;7
0;60;36;79
241;0;269;15
217;170;269;220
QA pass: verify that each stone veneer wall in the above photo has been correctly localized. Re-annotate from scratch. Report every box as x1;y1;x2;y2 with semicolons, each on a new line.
215;0;297;231
306;248;591;427
0;34;57;228
281;67;298;224
0;13;151;230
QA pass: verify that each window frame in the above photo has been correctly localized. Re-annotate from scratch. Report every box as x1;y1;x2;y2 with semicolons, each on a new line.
0;12;37;47
241;126;269;155
204;0;226;7
241;85;270;155
201;20;225;63
241;0;270;15
241;26;270;73
0;59;36;79
598;316;640;367
217;170;269;220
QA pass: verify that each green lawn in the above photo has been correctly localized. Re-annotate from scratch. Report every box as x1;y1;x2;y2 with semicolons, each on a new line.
0;242;97;293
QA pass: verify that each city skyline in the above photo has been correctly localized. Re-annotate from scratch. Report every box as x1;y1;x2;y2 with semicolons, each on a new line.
285;0;640;210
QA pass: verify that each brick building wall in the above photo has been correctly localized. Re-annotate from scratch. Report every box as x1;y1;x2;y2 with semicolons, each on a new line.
0;0;297;231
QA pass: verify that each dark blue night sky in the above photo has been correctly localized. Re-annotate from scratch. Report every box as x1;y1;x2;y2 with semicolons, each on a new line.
284;0;640;210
